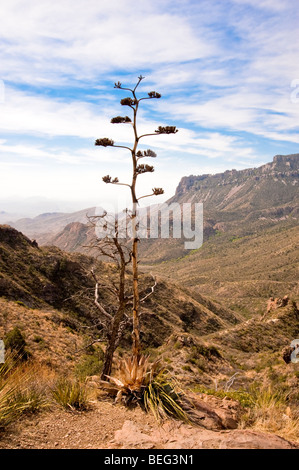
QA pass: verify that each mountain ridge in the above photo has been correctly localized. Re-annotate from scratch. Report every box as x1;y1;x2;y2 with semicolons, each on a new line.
174;154;298;196
170;154;298;219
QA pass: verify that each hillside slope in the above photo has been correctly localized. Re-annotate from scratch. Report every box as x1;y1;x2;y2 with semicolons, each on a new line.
0;225;241;359
10;207;96;240
140;154;298;315
13;154;297;317
144;222;299;316
0;226;298;447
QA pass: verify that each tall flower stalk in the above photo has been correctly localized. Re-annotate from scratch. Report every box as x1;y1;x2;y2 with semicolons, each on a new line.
95;75;178;360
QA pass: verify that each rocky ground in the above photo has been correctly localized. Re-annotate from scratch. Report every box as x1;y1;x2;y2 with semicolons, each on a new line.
0;399;297;450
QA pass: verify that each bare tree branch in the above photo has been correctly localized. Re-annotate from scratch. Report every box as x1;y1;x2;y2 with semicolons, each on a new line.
91;269;113;321
140;274;157;303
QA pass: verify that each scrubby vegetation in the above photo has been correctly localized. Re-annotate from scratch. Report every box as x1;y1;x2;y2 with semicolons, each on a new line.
51;378;89;411
4;327;29;359
100;355;191;423
240;386;299;443
0;356;51;429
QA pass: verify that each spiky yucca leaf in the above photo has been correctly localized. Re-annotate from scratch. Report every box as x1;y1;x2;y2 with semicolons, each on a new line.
102;354;191;423
143;370;191;423
106;355;157;394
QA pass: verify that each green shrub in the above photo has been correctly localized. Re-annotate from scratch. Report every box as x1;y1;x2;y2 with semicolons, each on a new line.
74;353;103;380
4;327;30;360
187;344;221;366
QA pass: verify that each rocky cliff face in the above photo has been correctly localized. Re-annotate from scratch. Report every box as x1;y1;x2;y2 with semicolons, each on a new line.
172;154;298;222
175;154;298;198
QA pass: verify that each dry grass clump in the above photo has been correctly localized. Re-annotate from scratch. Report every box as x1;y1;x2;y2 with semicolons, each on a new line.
240;386;299;443
0;355;54;429
51;378;90;411
0;353;92;430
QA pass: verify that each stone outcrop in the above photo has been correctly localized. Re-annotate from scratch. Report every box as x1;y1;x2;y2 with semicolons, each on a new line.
186;392;241;430
112;419;298;449
266;295;289;313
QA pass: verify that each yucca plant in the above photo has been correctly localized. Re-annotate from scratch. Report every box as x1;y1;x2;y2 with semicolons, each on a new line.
0;371;22;429
102;355;155;403
101;355;191;423
143;370;191;423
52;378;89;411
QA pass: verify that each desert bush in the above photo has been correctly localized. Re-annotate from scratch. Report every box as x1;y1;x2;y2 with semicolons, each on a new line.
7;387;48;416
4;327;30;360
240;386;299;442
101;355;191;423
74;353;103;381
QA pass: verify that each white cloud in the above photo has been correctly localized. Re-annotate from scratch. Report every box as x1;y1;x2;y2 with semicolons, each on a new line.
231;0;290;11
0;0;213;85
0;0;298;209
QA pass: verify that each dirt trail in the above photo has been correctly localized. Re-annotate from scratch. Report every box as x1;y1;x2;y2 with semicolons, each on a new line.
0;401;297;449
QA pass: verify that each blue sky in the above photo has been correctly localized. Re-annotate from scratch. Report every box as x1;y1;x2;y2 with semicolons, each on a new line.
0;0;298;215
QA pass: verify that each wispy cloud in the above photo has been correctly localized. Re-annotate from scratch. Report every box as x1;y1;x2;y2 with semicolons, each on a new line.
0;0;298;210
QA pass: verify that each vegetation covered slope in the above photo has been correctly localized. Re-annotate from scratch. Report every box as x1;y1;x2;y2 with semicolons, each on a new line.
145;222;298;316
140;154;298;316
0;225;240;361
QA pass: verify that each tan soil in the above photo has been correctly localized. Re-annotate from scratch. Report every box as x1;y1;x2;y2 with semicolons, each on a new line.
0;401;297;450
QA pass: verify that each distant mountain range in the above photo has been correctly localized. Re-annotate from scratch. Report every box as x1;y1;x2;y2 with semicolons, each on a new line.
138;153;298;262
142;154;299;316
9;207;96;241
9;154;299;254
